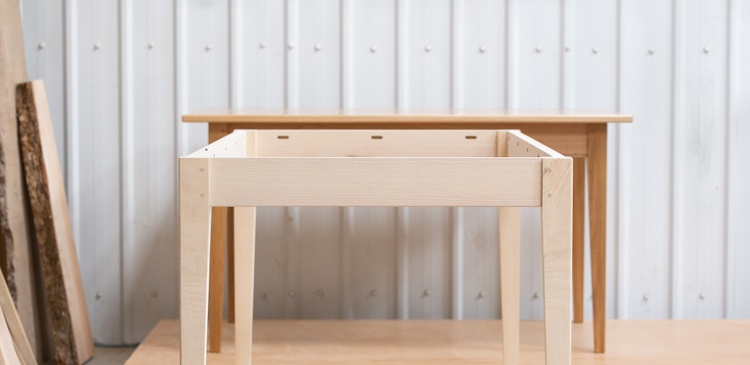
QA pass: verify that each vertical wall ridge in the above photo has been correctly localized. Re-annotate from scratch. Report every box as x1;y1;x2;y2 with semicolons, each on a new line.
669;0;683;319
64;0;80;258
118;0;133;343
722;0;736;319
614;0;625;320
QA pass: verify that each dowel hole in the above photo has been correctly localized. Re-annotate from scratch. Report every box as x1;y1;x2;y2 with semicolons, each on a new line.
277;135;289;139
465;135;477;140
526;147;529;152
371;135;383;140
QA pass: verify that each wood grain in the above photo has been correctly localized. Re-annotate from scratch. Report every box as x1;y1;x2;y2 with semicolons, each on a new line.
507;130;562;158
234;207;256;365
182;109;633;124
499;207;520;365
254;130;500;157
0;308;22;365
17;80;97;364
572;157;585;323
129;320;750;365
541;158;573;365
207;124;230;353
0;131;14;304
209;158;542;207
179;157;211;365
227;208;234;324
208;207;226;353
0;0;43;358
587;125;607;353
16;81;76;364
0;267;35;365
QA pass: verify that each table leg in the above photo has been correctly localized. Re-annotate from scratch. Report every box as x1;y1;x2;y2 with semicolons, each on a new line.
499;207;520;365
235;207;257;365
228;207;235;323
208;207;227;352
180;158;211;365
587;124;607;353
573;157;586;323
208;124;231;350
541;158;572;365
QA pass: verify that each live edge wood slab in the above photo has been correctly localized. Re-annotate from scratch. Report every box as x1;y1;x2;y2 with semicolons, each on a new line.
17;80;95;365
182;109;633;355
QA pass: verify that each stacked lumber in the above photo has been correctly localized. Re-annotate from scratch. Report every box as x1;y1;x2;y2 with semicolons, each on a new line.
1;1;94;364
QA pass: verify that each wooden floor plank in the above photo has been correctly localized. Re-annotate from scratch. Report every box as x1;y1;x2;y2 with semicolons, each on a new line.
127;320;750;365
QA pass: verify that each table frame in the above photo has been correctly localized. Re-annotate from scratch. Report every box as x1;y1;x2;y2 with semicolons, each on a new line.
179;129;572;365
183;111;631;354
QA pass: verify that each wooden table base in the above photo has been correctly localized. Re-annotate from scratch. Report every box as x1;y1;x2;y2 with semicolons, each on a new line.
181;112;632;355
180;130;572;365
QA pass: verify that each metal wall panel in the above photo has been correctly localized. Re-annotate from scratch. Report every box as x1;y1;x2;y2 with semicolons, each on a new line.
18;0;750;344
619;0;673;319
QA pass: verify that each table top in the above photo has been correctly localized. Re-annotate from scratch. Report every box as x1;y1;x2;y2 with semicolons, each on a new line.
182;109;633;124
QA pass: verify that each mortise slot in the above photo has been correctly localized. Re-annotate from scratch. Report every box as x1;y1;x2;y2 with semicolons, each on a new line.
371;135;383;140
465;135;477;140
277;135;289;139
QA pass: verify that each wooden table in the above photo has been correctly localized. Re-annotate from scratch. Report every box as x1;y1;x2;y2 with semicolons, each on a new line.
181;109;633;354
180;129;572;365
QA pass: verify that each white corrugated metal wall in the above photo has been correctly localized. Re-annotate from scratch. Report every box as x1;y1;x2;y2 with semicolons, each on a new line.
19;0;750;345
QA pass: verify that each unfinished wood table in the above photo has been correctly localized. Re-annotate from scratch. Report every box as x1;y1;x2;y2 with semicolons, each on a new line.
179;129;572;365
181;109;632;354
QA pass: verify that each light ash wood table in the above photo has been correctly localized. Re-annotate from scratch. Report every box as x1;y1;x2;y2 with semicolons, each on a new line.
181;109;632;354
179;129;572;365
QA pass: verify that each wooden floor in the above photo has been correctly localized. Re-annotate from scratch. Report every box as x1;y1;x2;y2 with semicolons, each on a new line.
126;319;750;364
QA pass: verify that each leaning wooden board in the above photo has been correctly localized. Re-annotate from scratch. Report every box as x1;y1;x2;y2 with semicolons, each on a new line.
17;80;94;364
0;267;35;365
0;0;45;358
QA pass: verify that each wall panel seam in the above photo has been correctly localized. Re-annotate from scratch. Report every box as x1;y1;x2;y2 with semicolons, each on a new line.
615;0;626;320
723;0;737;319
669;0;683;319
64;0;81;258
118;0;134;343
